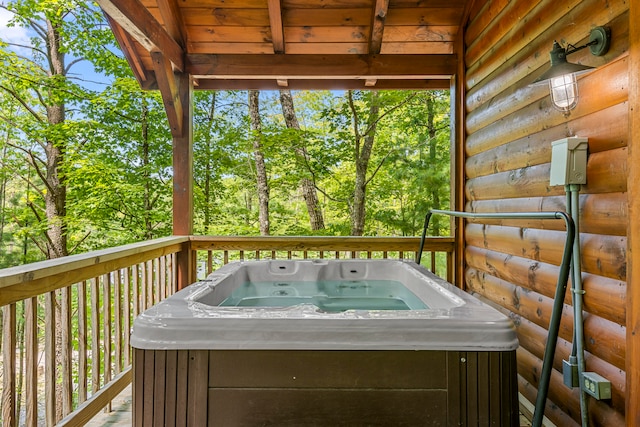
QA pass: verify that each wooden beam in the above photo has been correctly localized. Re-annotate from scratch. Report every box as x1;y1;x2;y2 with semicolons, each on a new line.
627;1;640;425
106;15;156;89
97;0;184;72
156;0;186;46
151;51;183;137
194;78;451;91
187;53;456;79
267;0;285;53
369;0;389;54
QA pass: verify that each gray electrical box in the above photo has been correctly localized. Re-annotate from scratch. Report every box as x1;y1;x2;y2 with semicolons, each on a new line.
549;137;588;186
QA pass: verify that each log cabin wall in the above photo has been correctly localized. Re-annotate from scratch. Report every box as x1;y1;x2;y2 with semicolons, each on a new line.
462;0;628;425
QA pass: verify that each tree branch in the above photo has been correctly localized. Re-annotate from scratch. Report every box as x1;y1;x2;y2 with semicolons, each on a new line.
363;92;418;137
0;84;45;123
68;231;91;254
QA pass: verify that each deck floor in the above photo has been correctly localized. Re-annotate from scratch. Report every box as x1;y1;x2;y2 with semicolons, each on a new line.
86;385;536;426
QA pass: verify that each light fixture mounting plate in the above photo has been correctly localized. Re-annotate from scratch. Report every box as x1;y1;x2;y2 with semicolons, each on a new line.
589;26;610;57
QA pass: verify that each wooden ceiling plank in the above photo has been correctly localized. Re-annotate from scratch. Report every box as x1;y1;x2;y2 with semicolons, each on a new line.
151;51;183;137
282;0;372;8
98;0;184;71
385;8;464;26
285;42;369;54
380;41;454;54
183;9;270;26
283;8;372;26
284;26;368;43
383;25;457;42
267;0;285;53
370;0;390;54
188;42;275;54
187;26;272;43
174;0;266;8
187;53;456;78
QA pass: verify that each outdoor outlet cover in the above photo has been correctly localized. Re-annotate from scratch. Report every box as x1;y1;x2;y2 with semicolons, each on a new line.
549;137;588;186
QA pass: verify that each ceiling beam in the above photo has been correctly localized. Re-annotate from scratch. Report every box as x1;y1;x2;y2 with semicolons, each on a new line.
151;51;183;137
187;54;456;79
97;0;184;72
194;78;451;91
106;15;157;89
369;0;389;54
267;0;285;54
156;0;186;46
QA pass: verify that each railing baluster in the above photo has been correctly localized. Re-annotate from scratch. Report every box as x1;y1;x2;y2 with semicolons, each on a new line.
132;264;140;318
146;260;153;308
78;281;88;404
24;297;38;426
141;262;148;311
160;256;167;299
431;251;437;273
61;286;73;416
153;258;160;305
90;277;101;397
44;291;56;425
115;270;122;375
124;268;131;367
2;303;16;427
103;273;112;413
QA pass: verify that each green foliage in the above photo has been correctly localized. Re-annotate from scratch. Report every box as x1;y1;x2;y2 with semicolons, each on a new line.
0;0;452;264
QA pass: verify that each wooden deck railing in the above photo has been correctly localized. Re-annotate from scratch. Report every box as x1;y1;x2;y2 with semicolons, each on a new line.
0;235;454;426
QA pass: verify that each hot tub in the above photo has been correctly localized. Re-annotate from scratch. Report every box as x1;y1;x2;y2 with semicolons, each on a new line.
131;259;519;426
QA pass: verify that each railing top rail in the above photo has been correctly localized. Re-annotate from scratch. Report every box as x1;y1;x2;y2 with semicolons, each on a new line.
0;236;188;306
189;235;455;252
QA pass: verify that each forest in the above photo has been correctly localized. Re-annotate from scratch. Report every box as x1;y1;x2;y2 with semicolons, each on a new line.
0;0;451;269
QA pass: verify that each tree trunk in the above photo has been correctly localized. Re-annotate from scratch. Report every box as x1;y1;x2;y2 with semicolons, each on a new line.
44;19;68;260
426;93;441;236
278;89;325;230
248;90;270;235
141;99;153;240
350;91;380;236
203;93;216;233
44;17;68;423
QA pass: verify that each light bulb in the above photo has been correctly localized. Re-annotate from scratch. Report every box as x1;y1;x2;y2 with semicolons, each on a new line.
549;74;578;111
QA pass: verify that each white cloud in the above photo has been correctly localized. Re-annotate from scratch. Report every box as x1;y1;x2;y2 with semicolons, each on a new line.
0;7;32;48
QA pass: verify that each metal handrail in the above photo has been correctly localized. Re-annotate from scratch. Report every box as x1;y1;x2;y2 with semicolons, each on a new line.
419;209;575;427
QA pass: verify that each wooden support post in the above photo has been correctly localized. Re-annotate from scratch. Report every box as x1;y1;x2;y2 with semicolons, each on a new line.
451;49;466;289
627;1;640;425
172;72;194;290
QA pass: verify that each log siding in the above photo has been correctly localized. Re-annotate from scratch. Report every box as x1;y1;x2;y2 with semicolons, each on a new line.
464;0;628;424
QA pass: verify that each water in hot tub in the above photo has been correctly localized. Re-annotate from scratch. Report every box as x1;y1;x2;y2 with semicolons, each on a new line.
219;280;428;312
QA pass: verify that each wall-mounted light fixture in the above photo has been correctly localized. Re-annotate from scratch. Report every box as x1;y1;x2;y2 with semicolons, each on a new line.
534;26;610;112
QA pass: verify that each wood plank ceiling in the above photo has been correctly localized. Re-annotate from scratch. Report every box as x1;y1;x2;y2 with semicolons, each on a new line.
99;0;470;91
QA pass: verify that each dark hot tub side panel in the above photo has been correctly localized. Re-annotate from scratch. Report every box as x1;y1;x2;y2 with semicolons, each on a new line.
133;349;519;426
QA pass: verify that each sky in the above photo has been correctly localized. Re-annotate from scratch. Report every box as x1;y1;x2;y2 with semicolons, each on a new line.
0;6;30;49
0;4;114;91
